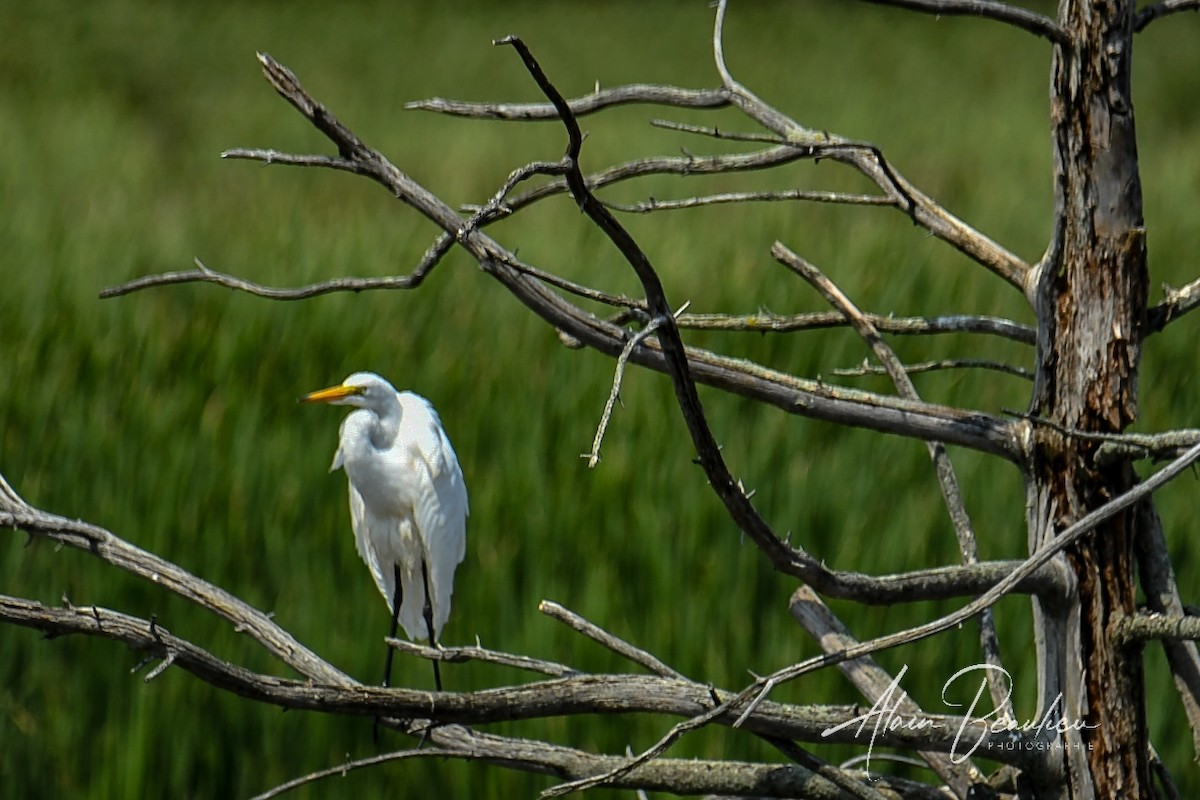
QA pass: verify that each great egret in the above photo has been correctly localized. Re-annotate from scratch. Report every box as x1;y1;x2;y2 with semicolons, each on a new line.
301;371;468;692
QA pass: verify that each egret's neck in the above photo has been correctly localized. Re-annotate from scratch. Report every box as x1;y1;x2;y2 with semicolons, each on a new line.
366;393;402;450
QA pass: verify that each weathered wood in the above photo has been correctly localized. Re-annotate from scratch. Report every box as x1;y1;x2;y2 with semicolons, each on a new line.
1031;0;1151;795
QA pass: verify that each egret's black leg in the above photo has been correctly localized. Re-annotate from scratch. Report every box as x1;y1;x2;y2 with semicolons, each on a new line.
383;563;403;688
420;558;442;692
373;564;405;743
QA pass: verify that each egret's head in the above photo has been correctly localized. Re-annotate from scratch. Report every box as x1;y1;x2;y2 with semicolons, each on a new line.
301;372;396;408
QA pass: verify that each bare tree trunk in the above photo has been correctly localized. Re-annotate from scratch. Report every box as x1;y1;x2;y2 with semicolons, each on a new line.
1031;0;1149;795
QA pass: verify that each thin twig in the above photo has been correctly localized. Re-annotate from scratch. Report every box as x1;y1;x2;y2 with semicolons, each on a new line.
607;189;895;213
585;317;664;468
759;737;896;800
252;749;467;800
650;118;790;143
540;601;685;680
386;637;580;678
832;357;1032;380
502;145;815;212
102;257;438;301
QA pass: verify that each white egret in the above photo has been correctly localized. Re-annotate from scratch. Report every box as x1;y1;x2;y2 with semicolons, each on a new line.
301;371;468;692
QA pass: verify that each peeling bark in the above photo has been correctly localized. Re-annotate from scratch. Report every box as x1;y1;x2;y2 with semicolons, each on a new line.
1031;0;1150;795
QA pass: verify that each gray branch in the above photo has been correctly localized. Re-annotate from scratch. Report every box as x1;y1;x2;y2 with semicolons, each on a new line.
710;0;1032;293
1112;613;1200;645
678;311;1034;344
1134;501;1200;757
790;586;985;797
833;358;1032;380
406;84;731;119
1146;276;1200;334
855;0;1068;43
607;188;896;213
101;53;1025;472
775;242;1014;719
0;594;1035;763
1134;0;1200;31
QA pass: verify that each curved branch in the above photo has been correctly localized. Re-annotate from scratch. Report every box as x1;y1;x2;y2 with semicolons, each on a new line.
0;474;350;686
105;54;1025;473
101;257;438;300
0;594;1036;763
597;439;1200;788
856;0;1068;44
712;0;1032;293
747;436;1200;708
1134;0;1200;31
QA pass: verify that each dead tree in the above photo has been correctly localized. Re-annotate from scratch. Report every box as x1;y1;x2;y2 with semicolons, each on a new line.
4;1;1200;797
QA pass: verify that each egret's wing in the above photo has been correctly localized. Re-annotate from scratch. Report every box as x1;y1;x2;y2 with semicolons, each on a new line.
335;419;397;605
400;393;469;640
347;481;395;612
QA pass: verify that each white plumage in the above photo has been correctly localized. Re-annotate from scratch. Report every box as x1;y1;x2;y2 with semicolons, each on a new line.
302;372;468;644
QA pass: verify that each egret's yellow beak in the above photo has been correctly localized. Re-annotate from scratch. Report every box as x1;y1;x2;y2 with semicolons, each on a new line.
300;384;363;404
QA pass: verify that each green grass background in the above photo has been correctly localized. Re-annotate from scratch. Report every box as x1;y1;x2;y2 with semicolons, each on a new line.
2;1;1197;796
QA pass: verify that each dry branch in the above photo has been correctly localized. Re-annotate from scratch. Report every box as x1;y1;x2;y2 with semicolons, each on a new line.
102;54;1024;468
790;586;985;796
0;591;1034;759
95;50;1046;612
1146;276;1200;333
677;311;1035;344
774;241;1013;718
1134;500;1200;756
1134;0;1200;31
856;0;1068;43
833;358;1032;380
709;0;1032;293
405;84;731;119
